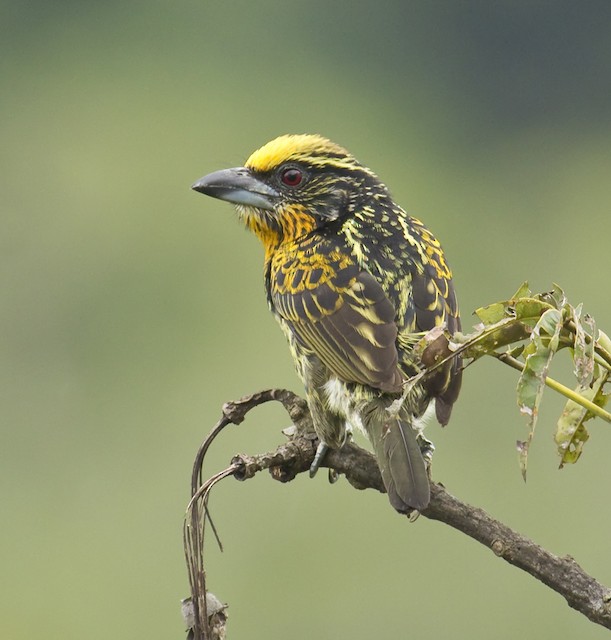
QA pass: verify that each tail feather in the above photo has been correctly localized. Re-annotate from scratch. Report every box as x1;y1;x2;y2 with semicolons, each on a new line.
369;416;430;512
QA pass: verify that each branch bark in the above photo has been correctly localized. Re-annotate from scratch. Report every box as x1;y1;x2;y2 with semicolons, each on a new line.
192;389;611;633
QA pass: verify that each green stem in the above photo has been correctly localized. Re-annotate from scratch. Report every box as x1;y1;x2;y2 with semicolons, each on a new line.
593;351;611;372
595;330;611;368
494;353;611;423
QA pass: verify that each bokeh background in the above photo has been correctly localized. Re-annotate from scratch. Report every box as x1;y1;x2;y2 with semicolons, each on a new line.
2;2;611;638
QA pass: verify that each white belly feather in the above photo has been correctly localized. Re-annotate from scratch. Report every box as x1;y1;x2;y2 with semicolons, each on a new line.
322;375;436;439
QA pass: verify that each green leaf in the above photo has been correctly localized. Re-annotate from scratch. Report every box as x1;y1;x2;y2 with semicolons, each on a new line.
550;283;567;309
516;440;529;480
570;304;595;387
458;319;532;361
513;298;555;324
474;302;506;325
521;340;537;358
511;281;532;300
596;329;611;365
464;283;611;479
536;307;563;343
515;307;564;479
555;369;609;467
506;344;525;359
474;283;551;327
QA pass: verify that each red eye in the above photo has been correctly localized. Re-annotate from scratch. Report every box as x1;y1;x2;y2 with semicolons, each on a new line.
280;167;303;187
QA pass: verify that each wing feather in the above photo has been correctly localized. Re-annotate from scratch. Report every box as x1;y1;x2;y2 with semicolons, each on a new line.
410;264;462;424
273;266;403;393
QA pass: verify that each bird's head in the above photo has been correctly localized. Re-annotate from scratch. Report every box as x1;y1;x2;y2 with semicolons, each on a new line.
192;134;386;252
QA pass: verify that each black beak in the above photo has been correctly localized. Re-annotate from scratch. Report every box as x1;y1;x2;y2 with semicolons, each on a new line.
191;167;279;211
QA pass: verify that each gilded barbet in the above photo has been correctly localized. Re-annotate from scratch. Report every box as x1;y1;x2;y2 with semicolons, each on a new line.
192;134;461;512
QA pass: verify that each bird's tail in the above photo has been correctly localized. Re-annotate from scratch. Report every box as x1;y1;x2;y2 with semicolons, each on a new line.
365;410;430;513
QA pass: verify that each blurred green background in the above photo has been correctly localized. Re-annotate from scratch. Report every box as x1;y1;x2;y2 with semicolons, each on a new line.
2;1;611;638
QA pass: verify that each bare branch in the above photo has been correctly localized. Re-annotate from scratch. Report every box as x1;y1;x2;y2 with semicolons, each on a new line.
187;389;611;638
222;390;611;631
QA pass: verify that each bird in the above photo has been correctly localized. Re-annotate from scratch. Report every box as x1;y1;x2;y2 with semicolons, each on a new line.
192;134;461;512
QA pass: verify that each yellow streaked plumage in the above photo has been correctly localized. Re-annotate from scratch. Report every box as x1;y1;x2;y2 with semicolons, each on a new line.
193;133;462;513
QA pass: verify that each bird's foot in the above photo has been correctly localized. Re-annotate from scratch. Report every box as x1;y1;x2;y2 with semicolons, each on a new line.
310;441;341;484
417;433;435;465
309;441;329;478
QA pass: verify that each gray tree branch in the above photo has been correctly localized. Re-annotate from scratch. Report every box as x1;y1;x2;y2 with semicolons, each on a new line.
187;389;611;635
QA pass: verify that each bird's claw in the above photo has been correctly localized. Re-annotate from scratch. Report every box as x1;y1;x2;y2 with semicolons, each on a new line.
309;441;329;477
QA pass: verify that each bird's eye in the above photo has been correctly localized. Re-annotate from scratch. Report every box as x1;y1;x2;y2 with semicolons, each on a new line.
280;167;304;187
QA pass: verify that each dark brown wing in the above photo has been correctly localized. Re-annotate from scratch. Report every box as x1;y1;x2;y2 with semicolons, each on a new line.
411;262;462;425
272;260;403;393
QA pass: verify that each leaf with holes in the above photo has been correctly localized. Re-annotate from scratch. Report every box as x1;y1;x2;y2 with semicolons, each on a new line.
570;304;596;387
555;368;609;467
516;307;564;479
